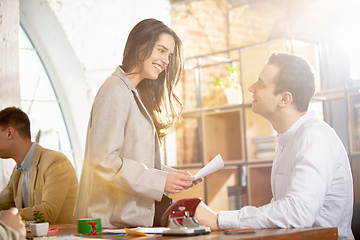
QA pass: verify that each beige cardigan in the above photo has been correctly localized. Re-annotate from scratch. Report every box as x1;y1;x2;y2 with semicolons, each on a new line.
74;66;174;228
0;143;78;223
0;220;20;240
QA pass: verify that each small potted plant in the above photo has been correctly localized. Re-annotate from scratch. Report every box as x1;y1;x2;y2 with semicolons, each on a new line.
29;211;49;236
213;63;242;104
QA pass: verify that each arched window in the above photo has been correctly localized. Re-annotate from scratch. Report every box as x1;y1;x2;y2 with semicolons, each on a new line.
18;25;75;167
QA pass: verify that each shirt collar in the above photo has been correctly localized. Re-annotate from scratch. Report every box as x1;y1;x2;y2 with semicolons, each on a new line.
277;111;315;144
16;142;36;172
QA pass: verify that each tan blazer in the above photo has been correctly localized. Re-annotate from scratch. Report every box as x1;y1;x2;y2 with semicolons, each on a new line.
74;66;174;228
0;143;78;223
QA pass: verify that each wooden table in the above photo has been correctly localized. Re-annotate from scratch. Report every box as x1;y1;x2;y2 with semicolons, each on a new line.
27;224;338;240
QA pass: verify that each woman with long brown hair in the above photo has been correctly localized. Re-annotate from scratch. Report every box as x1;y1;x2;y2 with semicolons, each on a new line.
74;18;201;228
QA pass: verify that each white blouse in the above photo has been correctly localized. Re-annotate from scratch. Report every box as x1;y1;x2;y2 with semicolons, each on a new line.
218;111;354;240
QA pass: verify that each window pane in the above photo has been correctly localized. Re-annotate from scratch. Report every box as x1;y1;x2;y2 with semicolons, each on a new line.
18;25;75;167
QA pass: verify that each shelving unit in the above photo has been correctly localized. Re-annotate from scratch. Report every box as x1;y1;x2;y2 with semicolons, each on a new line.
165;38;359;210
203;109;244;163
247;164;273;207
347;90;360;203
348;92;360;154
352;157;360;203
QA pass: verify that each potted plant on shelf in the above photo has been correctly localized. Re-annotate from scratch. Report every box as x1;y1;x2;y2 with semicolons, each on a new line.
213;63;243;104
29;211;49;237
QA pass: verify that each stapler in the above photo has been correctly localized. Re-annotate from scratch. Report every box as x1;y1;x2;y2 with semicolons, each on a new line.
161;198;211;236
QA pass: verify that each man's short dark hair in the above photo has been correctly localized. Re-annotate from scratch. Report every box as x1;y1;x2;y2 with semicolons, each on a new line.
0;107;31;139
267;52;316;112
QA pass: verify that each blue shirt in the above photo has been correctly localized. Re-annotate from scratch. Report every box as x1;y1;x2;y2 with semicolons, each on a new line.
16;142;35;208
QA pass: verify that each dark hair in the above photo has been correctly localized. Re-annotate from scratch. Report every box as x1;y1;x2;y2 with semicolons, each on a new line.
121;18;184;140
267;52;316;112
0;107;31;139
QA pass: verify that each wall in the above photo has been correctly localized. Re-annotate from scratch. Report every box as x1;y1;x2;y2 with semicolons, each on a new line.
168;0;277;163
170;0;277;59
20;0;90;173
44;0;173;99
0;0;20;188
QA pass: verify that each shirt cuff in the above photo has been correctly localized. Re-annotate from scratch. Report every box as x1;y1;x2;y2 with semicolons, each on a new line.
218;210;240;230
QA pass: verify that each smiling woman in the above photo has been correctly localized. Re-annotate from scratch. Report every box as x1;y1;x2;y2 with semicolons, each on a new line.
121;19;185;140
127;33;175;87
74;18;202;229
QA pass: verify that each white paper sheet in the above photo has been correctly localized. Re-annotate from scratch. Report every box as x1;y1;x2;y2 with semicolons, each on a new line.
129;227;169;234
102;229;127;234
194;154;224;181
103;227;169;235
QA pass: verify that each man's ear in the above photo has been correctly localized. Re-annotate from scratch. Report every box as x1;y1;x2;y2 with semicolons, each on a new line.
7;127;16;139
279;92;292;107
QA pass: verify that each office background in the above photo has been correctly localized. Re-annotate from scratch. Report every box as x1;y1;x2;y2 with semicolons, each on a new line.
1;0;360;210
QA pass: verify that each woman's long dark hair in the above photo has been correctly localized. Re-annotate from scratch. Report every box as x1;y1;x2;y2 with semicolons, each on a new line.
121;19;184;141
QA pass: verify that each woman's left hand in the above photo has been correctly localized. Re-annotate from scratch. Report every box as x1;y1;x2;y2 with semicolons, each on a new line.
175;170;203;189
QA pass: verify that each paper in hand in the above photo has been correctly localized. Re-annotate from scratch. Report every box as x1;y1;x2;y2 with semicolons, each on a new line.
194;154;224;181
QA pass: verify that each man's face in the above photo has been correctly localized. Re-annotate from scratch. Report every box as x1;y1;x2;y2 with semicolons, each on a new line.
0;127;11;159
248;63;282;119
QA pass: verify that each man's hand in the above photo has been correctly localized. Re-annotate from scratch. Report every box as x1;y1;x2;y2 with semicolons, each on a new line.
195;201;219;230
1;208;26;240
165;171;194;193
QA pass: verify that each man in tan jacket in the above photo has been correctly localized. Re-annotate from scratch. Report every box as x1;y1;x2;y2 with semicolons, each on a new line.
0;107;78;223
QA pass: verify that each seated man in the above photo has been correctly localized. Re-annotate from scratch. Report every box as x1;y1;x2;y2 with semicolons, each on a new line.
195;52;354;240
0;107;78;224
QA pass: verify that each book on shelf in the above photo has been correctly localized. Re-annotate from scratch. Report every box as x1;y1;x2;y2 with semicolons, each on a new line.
252;135;277;160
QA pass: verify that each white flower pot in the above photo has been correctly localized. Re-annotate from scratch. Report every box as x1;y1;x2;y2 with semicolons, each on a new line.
224;88;243;104
30;222;49;236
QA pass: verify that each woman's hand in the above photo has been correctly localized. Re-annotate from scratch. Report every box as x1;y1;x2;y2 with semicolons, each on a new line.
192;177;203;186
165;171;194;193
176;170;203;188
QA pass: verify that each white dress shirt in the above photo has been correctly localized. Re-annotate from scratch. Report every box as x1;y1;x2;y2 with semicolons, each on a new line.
218;111;354;240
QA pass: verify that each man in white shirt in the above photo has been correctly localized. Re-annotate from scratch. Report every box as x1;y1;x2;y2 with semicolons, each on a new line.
194;52;354;240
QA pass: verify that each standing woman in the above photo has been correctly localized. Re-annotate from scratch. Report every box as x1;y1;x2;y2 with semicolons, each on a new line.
74;19;199;228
